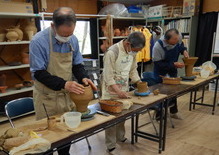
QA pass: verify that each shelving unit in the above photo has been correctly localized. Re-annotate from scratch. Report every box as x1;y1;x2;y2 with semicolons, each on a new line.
0;41;30;45
0;64;29;71
0;12;39;99
0;87;33;97
97;15;146;70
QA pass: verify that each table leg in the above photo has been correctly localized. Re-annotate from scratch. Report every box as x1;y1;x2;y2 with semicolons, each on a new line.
162;100;168;151
212;78;218;115
131;114;135;144
135;114;139;143
189;91;193;111
193;89;197;110
159;101;164;153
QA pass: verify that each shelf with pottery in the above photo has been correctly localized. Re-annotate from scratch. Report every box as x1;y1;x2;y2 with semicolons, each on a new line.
0;86;33;97
0;41;30;45
0;12;41;18
99;36;128;40
0;64;30;71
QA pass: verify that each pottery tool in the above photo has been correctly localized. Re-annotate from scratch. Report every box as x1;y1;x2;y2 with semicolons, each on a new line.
42;103;50;120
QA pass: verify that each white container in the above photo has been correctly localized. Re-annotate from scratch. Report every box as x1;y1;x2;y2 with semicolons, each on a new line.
200;69;210;78
61;112;81;128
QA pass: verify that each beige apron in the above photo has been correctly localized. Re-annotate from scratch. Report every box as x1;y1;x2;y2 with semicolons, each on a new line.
33;28;74;120
101;44;134;99
103;43;134;149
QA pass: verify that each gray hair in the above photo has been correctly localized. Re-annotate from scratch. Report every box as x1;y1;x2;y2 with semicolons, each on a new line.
164;28;179;40
53;7;76;28
127;31;145;49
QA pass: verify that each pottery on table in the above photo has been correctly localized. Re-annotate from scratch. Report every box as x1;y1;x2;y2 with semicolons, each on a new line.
12;25;23;41
69;85;93;113
0;33;6;42
182;57;198;77
6;29;19;41
137;81;148;93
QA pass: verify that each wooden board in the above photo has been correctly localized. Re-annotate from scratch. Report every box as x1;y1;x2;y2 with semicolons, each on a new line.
118;92;167;105
180;74;219;85
18;114;115;144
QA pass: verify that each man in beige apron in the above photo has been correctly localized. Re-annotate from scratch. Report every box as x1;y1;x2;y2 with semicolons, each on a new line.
101;32;146;152
30;7;96;155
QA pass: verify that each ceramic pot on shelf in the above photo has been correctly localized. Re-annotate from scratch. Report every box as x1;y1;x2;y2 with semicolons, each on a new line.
21;52;29;64
0;33;6;42
182;57;198;77
6;29;19;41
0;74;7;93
114;28;121;36
69;85;93;113
12;25;23;41
24;19;37;41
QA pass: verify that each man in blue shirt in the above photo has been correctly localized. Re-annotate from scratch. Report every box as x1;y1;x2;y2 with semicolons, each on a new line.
30;7;96;155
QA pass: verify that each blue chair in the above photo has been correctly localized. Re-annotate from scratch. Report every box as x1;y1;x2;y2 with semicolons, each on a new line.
5;97;35;128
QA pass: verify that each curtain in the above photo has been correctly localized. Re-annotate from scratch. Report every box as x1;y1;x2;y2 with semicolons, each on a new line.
195;12;218;66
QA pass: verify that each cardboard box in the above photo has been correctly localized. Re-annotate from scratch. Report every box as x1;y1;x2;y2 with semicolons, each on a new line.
0;2;33;14
183;0;200;16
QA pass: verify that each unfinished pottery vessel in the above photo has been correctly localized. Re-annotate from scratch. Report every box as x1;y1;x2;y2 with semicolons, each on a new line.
12;25;23;41
0;33;6;42
24;19;37;40
137;81;148;93
6;29;19;41
69;85;93;112
182;57;198;77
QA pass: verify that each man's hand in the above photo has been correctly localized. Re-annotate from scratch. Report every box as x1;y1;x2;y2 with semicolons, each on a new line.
65;81;85;94
174;62;185;68
82;78;97;90
117;91;129;99
183;50;189;58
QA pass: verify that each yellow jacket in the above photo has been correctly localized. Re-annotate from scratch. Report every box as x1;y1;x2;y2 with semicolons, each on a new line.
132;27;152;62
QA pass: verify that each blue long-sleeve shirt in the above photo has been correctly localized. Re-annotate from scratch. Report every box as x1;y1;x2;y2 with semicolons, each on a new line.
30;27;88;90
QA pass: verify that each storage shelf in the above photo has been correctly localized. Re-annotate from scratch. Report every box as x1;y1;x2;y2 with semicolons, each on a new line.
0;64;30;71
147;16;191;22
213;54;219;57
99;36;128;40
0;87;33;97
0;41;30;45
99;16;146;20
0;12;41;18
99;53;104;56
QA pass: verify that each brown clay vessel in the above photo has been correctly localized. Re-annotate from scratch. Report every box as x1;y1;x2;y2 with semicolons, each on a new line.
6;29;19;41
137;81;148;93
69;85;93;112
182;57;198;77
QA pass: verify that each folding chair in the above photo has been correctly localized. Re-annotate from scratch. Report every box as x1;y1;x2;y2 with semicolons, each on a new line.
5;97;35;128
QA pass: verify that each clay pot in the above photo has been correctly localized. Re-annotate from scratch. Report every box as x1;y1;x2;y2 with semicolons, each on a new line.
0;86;7;93
24;19;37;40
114;28;121;36
182;57;198;77
12;25;23;41
0;33;6;42
6;29;19;41
69;85;93;112
21;52;29;64
137;82;148;93
100;40;109;53
47;116;56;130
0;74;6;86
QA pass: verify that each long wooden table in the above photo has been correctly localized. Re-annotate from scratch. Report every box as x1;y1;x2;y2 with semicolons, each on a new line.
1;74;218;154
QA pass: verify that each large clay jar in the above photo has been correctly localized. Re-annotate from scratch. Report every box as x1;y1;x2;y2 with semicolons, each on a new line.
6;29;19;41
0;33;6;42
182;57;198;77
137;81;148;93
24;19;37;41
69;85;93;113
12;25;23;41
